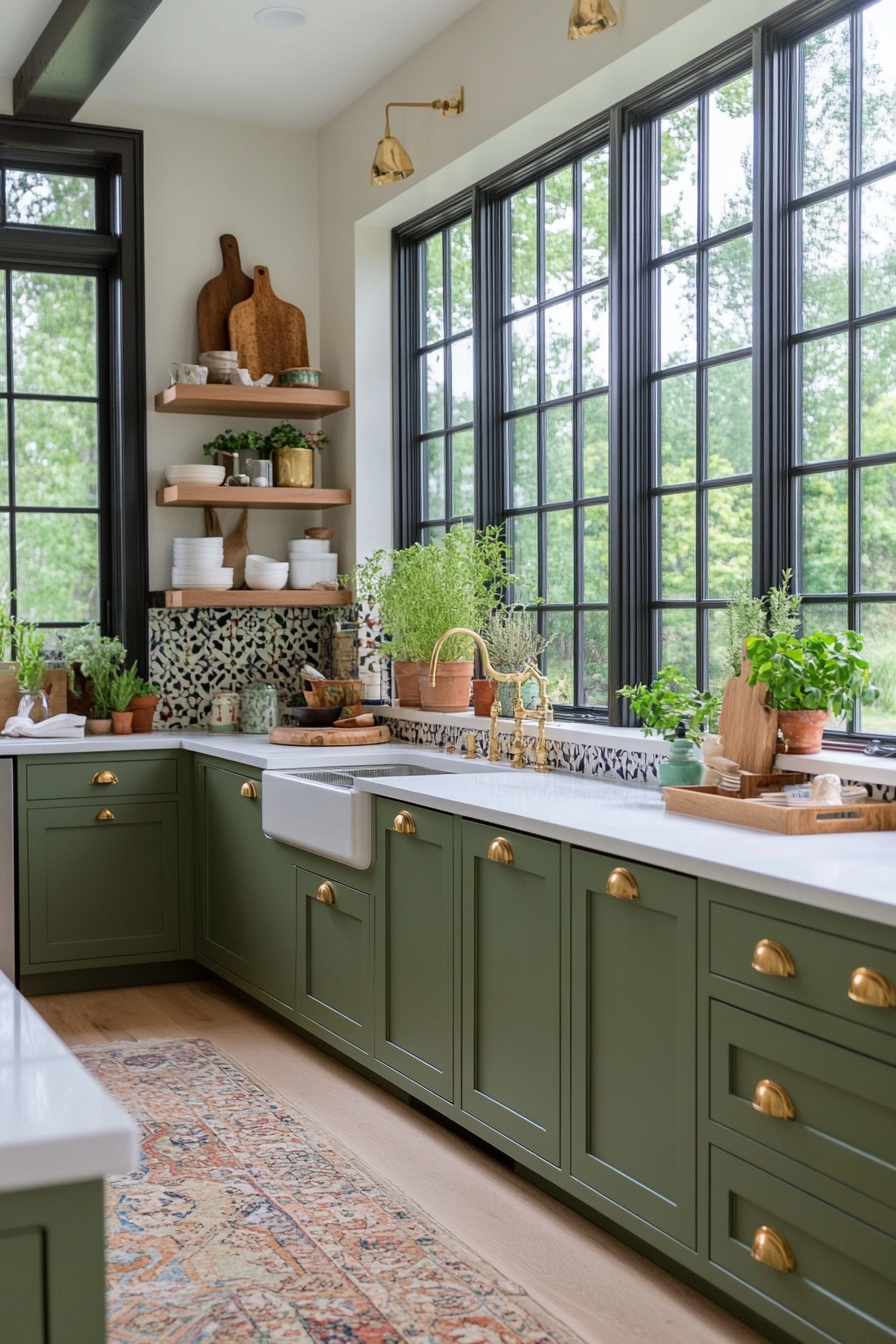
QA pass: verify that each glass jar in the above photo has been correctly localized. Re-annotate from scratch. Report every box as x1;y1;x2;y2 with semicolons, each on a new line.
17;688;49;723
239;682;280;734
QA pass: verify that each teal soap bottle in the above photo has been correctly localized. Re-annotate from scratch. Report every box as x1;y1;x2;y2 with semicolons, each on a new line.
658;720;705;787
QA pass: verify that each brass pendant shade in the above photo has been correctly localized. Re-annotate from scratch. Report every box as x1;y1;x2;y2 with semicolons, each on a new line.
370;88;464;186
568;0;619;39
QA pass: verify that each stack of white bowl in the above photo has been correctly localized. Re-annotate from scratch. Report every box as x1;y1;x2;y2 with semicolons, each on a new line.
171;537;233;590
165;464;226;487
199;351;239;384
245;554;289;591
288;537;338;589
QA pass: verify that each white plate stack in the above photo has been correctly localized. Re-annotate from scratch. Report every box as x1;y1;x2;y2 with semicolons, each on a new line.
288;537;338;589
245;554;289;591
172;537;233;590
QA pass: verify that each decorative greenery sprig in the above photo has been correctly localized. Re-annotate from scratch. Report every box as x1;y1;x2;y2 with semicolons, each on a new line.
15;623;47;696
720;570;802;680
744;630;880;717
109;663;145;714
202;428;266;459
264;422;329;454
617;665;721;743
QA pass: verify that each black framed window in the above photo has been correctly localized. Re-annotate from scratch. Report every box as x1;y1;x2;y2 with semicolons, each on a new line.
0;120;146;666
789;2;896;735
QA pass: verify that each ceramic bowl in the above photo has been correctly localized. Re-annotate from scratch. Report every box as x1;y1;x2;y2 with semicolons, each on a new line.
284;706;342;727
277;367;322;387
245;562;289;591
166;464;226;486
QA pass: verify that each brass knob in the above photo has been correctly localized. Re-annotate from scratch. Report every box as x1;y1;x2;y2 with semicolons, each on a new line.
606;867;639;900
316;881;336;905
392;810;416;835
96;809;115;821
90;770;119;786
240;781;258;799
487;837;513;865
752;1079;795;1120
847;967;896;1009
750;1226;795;1273
752;939;796;978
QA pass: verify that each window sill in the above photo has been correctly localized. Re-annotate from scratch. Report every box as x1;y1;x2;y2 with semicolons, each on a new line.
375;706;669;757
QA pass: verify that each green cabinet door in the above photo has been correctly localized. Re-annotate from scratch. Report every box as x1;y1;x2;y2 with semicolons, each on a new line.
195;759;296;1010
26;801;181;964
462;821;562;1166
297;867;372;1053
570;850;696;1246
374;798;455;1101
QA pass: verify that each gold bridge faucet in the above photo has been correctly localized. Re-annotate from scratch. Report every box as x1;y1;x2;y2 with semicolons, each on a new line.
428;628;552;772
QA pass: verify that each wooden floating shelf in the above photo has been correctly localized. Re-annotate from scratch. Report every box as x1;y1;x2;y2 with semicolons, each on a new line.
154;384;350;419
156;484;351;509
161;588;353;609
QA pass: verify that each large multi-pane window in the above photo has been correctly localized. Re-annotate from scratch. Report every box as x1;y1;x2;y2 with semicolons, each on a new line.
651;74;754;692
791;3;896;734
415;219;475;542
394;0;896;740
503;150;610;708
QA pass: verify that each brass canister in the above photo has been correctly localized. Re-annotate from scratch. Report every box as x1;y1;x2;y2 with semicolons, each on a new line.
272;447;314;487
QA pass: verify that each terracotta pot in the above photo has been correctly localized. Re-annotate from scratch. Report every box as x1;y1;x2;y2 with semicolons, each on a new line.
272;446;313;487
471;679;495;717
392;660;427;707
111;710;133;735
777;709;828;755
86;718;112;735
128;695;159;733
418;662;474;712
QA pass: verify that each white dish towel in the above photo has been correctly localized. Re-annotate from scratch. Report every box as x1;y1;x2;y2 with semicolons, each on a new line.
1;714;87;738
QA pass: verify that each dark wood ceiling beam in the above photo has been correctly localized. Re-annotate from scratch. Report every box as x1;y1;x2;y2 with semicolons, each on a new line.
13;0;164;122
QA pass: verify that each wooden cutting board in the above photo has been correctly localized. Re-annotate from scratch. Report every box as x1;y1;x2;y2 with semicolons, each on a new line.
269;724;391;747
718;652;779;776
228;265;309;381
197;235;254;355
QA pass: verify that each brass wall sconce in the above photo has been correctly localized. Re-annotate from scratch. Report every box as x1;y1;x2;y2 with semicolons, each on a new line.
568;0;618;40
370;87;464;186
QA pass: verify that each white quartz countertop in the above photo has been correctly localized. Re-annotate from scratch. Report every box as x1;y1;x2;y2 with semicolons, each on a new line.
3;731;896;929
0;972;138;1194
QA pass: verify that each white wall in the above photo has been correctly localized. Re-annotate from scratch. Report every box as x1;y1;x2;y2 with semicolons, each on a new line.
0;81;322;591
316;0;799;573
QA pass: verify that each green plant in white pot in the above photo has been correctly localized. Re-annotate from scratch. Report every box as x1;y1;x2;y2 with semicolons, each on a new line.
744;629;879;754
481;606;549;716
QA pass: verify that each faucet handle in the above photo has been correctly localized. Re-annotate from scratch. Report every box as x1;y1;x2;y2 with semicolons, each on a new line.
462;731;477;759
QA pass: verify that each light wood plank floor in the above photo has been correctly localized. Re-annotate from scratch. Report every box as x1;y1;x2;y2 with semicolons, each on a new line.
33;980;768;1344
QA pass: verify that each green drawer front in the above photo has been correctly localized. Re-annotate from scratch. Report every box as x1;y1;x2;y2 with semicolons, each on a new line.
710;1147;896;1344
26;756;178;801
297;868;372;1053
710;900;896;1038
711;1001;896;1213
0;1228;45;1344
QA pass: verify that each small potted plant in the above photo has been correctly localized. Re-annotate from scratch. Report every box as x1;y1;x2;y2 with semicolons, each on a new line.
202;428;266;482
127;675;162;733
618;666;721;744
59;626;126;733
481;606;549;716
744;629;879;754
108;663;144;735
265;422;328;488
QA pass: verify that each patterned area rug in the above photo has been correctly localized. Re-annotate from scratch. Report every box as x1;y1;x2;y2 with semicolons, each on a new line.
75;1039;582;1344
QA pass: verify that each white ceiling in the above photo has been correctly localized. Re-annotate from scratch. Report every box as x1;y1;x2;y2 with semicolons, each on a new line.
0;0;485;130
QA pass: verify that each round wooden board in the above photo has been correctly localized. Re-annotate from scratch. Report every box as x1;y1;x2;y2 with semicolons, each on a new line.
268;724;391;747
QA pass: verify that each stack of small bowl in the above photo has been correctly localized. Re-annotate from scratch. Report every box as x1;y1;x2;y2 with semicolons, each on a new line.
199;351;239;384
165;464;226;488
172;537;233;590
288;536;338;589
245;554;289;591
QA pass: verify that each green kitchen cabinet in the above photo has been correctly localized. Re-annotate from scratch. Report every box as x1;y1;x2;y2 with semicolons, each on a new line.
193;756;296;1010
570;850;697;1247
297;866;372;1053
461;820;563;1166
374;798;456;1101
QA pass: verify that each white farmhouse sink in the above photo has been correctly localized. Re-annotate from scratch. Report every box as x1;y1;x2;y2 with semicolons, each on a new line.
261;750;497;869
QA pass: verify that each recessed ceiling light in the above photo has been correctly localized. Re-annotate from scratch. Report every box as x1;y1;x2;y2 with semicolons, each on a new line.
255;7;306;28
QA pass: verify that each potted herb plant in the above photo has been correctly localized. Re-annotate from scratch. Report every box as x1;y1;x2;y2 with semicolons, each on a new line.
127;675;162;733
202;428;266;481
59;626;126;734
264;422;329;488
108;663;144;734
481;606;549;716
617;666;721;744
744;629;879;754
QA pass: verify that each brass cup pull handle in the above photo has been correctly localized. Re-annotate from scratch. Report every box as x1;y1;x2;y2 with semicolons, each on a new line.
240;781;258;800
750;1226;795;1273
752;938;796;978
752;1079;796;1120
606;867;639;900
392;811;416;835
96;809;115;821
487;836;514;865
848;966;896;1009
316;881;336;905
90;770;119;786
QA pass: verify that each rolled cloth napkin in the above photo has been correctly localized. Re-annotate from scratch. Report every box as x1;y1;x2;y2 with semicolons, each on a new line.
1;714;86;738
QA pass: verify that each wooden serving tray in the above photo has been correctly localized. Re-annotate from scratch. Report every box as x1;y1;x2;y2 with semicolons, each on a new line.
269;724;391;747
664;784;896;835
